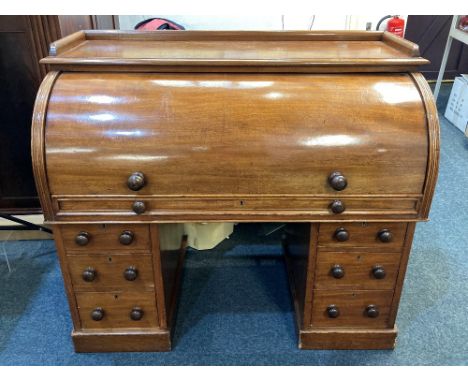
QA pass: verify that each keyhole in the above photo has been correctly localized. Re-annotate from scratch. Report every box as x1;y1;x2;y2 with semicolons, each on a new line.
240;200;244;206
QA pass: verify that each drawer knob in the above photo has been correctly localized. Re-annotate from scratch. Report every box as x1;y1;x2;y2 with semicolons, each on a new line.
75;231;90;246
91;307;105;321
329;200;345;214
132;201;146;214
331;264;345;279
119;230;134;245
82;267;96;282
372;265;386;279
365;305;379;318
377;229;393;243
124;266;138;281
127;172;146;191
328;171;347;191
334;227;349;241
130;307;144;321
327;305;340;318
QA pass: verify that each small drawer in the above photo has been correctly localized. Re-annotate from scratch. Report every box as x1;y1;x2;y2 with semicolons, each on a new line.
68;254;155;292
310;290;393;328
318;222;407;251
76;292;159;329
61;224;150;252
314;251;401;290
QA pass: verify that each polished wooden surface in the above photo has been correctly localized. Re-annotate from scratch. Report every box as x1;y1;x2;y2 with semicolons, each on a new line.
31;31;440;351
72;329;171;352
43;72;429;222
67;254;155;291
318;222;407;251
310;289;393;328
52;196;420;222
41;30;429;72
61;224;150;251
314;250;400;290
75;291;159;329
283;223;312;329
299;327;397;350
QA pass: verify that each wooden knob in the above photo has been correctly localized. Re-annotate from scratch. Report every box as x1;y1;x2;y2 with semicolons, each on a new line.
119;230;134;245
130;307;144;321
75;231;90;246
327;305;340;318
328;171;347;191
123;266;138;281
365;305;379;318
377;229;393;243
331;264;345;279
82;267;96;282
372;265;386;279
91;307;104;321
329;200;345;214
334;227;349;241
127;172;145;191
132;201;146;214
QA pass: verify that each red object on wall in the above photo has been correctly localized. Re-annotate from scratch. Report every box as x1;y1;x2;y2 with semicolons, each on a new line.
387;16;405;37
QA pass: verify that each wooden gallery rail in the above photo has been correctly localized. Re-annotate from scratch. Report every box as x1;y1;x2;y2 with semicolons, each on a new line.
31;30;439;352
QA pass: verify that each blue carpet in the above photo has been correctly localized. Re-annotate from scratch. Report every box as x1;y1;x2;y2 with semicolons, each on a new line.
1;85;467;365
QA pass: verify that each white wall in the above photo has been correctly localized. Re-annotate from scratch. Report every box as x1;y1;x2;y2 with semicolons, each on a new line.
118;15;407;32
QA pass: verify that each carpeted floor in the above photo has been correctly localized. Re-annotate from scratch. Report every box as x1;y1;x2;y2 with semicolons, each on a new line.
0;83;467;365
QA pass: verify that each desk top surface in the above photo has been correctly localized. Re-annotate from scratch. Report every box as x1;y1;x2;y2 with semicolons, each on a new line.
41;30;429;73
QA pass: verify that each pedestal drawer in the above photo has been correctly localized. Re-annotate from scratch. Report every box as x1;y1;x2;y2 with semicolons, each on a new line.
314;251;401;290
318;222;407;251
76;291;159;329
68;254;155;292
310;290;393;329
61;224;150;252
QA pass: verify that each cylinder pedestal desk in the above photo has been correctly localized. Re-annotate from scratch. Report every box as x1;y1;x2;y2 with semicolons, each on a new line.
31;30;439;352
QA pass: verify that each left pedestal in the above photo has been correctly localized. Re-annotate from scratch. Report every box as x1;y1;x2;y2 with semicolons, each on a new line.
52;223;186;352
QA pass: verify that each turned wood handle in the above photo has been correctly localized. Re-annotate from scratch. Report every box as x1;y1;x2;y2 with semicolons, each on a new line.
377;229;393;243
334;227;349;241
365;305;379;318
327;305;340;318
132;201;146;214
127;172;146;191
119;230;134;245
328;171;347;191
331;264;345;279
82;266;96;282
123;266;138;281
372;265;386;279
130;307;144;321
75;231;90;246
91;307;105;321
329;200;345;214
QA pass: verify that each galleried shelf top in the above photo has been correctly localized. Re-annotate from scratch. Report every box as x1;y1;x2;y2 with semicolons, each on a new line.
41;30;429;73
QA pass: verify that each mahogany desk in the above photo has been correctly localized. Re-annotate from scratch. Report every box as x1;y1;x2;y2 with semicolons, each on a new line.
31;30;439;352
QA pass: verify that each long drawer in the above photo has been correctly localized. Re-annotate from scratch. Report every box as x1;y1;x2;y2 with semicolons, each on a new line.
53;197;420;221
